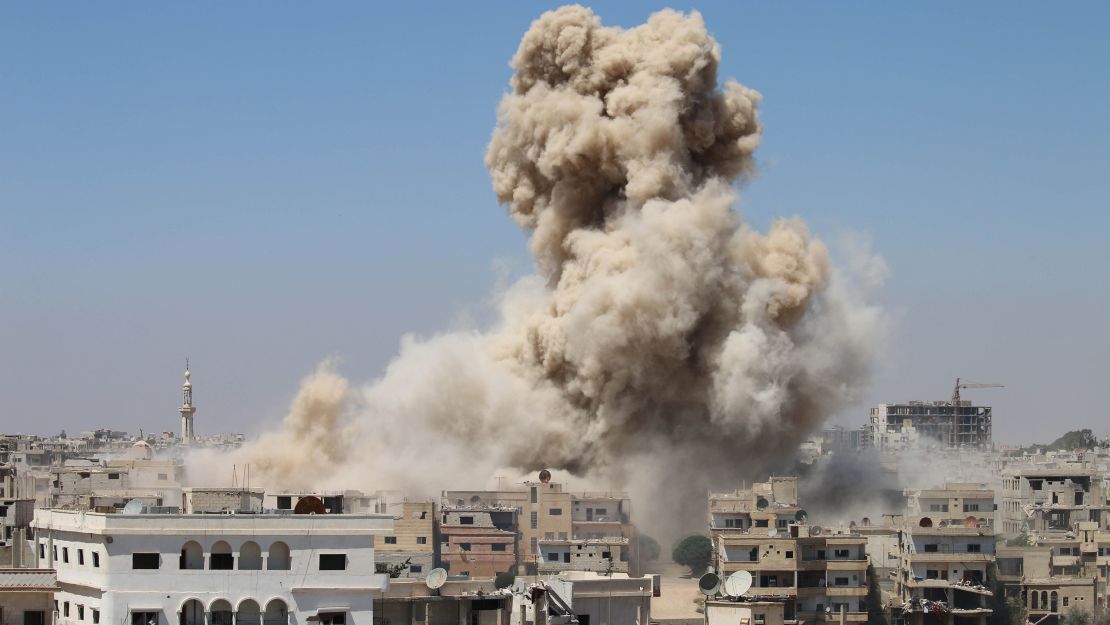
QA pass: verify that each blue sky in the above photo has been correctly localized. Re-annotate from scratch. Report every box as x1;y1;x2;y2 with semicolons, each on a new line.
2;2;1107;443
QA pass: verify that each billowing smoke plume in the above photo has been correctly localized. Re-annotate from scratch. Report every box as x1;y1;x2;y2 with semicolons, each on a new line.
189;6;883;538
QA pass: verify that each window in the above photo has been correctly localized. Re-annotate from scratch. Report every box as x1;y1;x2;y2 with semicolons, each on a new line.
409;564;423;573
785;551;794;559
924;544;939;553
548;552;560;561
210;541;234;570
545;532;554;540
108;473;120;480
132;553;160;569
77;549;85;565
157;473;168;481
492;543;507;552
39;543;45;559
1064;597;1070;607
62;547;69;563
52;546;57;560
277;496;292;510
834;577;849;586
964;503;980;512
460;516;475;525
531;511;538;529
416;536;427;545
319;554;347;570
929;504;949;512
601;551;612;559
755;519;769;528
834;549;851;558
530;487;537;504
559;532;568;540
459;543;472;551
596;508;607;516
78;605;85;620
92;551;100;567
967;544;982;553
63;603;70;617
131;612;158;625
25;611;46;625
93;609;100;624
549;508;563;516
384;536;398;545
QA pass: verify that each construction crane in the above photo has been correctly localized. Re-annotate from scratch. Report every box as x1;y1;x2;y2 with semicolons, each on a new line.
952;377;1004;404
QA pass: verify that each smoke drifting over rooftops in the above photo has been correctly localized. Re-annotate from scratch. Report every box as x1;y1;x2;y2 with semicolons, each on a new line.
188;5;884;535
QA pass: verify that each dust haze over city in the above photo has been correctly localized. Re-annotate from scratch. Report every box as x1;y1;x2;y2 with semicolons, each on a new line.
2;4;1109;625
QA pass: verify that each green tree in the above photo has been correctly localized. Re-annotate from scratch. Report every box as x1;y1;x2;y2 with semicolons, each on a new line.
865;565;889;625
1006;530;1032;547
637;534;661;563
671;534;712;576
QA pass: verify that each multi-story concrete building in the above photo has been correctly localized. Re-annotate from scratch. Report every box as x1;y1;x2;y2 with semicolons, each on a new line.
373;577;512;625
377;500;436;578
1000;466;1110;537
0;569;57;625
31;506;393;625
709;479;867;622
895;484;996;625
439;505;517;578
996;546;1100;623
445;475;634;574
870;401;993;450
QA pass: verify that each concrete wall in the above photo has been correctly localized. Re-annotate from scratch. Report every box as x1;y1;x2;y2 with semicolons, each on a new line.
0;593;55;625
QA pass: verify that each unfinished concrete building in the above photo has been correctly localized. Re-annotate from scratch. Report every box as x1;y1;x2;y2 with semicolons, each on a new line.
440;505;518;578
373;577;512;625
1000;466;1110;538
710;479;868;622
996;546;1100;624
870;401;993;450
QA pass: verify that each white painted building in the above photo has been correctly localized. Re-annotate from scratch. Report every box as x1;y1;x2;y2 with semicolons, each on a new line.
31;508;393;625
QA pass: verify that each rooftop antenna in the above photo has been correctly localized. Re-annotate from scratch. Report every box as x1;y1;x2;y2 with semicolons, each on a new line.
232;465;238;488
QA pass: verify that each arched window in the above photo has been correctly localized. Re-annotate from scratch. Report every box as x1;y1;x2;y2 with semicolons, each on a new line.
1031;591;1038;610
209;600;233;625
1041;591;1049;610
239;541;263;570
1051;591;1058;612
180;541;203;570
267;541;291;570
180;599;204;625
210;541;233;570
264;599;288;625
237;600;261;625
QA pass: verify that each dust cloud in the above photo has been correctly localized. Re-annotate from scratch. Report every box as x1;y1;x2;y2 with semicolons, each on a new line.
187;6;884;539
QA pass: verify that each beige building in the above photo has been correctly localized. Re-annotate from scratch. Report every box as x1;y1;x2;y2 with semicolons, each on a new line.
999;466;1110;537
377;499;436;578
0;569;57;625
445;475;634;574
710;480;867;622
896;484;996;625
372;577;512;625
537;537;629;575
703;599;785;625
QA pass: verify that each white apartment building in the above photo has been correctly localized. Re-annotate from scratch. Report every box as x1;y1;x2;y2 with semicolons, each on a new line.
32;508;393;625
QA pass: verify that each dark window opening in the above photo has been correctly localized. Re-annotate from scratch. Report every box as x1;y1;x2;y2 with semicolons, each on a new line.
132;553;160;569
320;554;347;570
384;536;397;544
210;553;234;570
277;496;292;510
460;516;475;525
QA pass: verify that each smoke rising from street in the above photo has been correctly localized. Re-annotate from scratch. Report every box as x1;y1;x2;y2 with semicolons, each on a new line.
188;6;884;536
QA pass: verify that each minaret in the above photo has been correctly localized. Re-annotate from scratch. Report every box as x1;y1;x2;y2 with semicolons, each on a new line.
179;362;196;444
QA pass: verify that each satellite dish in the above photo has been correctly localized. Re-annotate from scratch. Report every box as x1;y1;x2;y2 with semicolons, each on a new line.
919;517;933;528
698;572;721;596
768;527;778;538
122;499;144;515
755;497;769;511
495;570;516;590
294;496;327;515
425;568;448;590
723;571;753;597
795;510;808;523
963;516;978;528
811;525;823;536
938;520;949;528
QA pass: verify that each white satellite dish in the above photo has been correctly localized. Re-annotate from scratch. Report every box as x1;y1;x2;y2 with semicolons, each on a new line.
723;570;753;597
698;572;721;596
425;568;448;590
768;527;778;538
122;499;144;515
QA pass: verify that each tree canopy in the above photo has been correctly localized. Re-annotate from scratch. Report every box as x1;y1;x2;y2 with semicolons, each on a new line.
671;534;712;576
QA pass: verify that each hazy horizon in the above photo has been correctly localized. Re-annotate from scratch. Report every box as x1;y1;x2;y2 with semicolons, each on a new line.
2;2;1108;447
